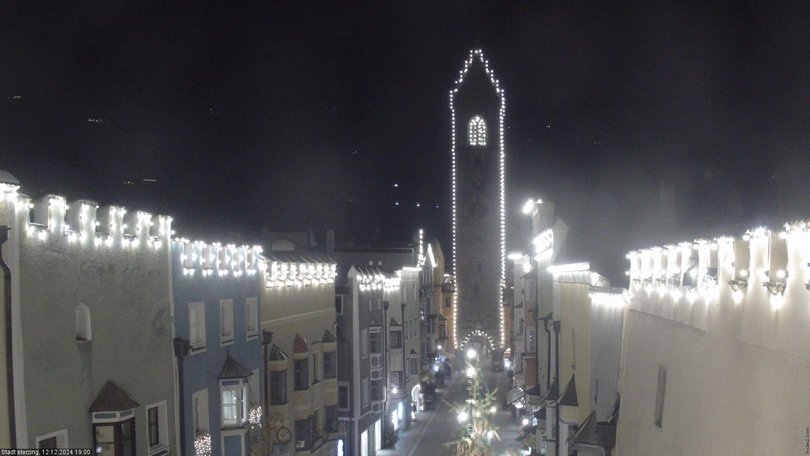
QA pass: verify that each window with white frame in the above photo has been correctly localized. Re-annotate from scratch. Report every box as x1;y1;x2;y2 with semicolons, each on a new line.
220;299;234;344
389;330;402;349
362;378;369;406
337;384;350;410
192;390;209;435
188;302;206;350
249;369;260;406
294;358;309;391
295;419;311;450
36;430;68;449
221;381;249;428
269;369;288;405
369;329;381;354
468;116;487;146
312;352;321;384
370;380;382;402
75;303;91;342
361;329;368;359
323;350;336;378
245;297;258;339
145;401;168;452
93;413;136;456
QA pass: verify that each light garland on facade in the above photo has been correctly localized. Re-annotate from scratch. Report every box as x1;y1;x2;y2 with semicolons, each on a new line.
176;239;263;279
627;221;810;309
13;193;172;251
265;258;336;288
194;432;212;456
588;290;628;309
450;49;507;349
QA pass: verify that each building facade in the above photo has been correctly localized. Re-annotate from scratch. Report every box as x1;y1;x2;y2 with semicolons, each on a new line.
171;239;264;456
261;253;338;456
0;172;177;454
451;49;507;348
618;226;810;455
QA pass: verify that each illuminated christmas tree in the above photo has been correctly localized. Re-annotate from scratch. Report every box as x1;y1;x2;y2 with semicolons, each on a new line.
446;348;520;456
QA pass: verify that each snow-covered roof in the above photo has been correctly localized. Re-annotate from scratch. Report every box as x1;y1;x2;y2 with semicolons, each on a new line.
0;170;19;186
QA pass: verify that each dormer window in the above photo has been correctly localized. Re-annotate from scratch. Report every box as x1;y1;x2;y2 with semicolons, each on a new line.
468;116;487;146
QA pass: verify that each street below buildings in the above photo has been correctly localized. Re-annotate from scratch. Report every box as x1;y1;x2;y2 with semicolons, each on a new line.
378;360;524;456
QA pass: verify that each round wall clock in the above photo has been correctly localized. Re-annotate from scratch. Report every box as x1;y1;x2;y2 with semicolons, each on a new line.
276;426;292;444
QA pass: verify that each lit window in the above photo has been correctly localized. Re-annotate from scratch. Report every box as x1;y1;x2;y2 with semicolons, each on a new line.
221;382;249;428
468;116;487;146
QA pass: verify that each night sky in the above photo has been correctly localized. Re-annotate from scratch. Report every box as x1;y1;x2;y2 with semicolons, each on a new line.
4;1;810;284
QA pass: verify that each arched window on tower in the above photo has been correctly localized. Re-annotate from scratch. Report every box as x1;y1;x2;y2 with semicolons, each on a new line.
468;116;487;146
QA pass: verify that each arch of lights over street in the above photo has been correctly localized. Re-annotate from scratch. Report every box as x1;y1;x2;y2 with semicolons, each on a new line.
450;49;506;349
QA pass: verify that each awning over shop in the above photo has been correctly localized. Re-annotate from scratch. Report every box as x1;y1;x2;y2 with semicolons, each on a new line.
507;387;525;404
572;411;617;453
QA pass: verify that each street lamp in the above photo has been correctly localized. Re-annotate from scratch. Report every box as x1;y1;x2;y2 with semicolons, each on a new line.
457;410;469;423
466;347;477;360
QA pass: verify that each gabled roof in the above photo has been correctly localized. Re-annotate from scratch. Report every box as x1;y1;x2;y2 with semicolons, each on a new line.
409;348;418;355
219;354;253;379
322;329;336;343
293;334;308;353
89;381;139;413
559;374;578;407
389;318;401;327
264;252;336;264
525;384;543;397
268;344;289;361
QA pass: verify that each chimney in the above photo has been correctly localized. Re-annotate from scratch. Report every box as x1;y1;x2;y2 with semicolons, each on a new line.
532;201;555;232
326;229;335;255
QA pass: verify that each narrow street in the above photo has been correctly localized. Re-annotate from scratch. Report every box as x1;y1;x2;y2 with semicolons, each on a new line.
378;361;524;456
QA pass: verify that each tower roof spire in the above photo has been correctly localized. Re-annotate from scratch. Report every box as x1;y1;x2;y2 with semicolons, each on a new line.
450;49;504;96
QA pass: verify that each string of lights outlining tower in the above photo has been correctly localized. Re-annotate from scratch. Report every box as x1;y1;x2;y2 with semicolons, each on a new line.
449;49;507;349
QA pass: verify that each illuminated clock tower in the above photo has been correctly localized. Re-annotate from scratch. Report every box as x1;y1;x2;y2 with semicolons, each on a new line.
450;49;506;349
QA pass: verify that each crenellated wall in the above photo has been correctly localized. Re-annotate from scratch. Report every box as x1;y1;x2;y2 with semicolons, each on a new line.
0;182;176;451
618;223;810;456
